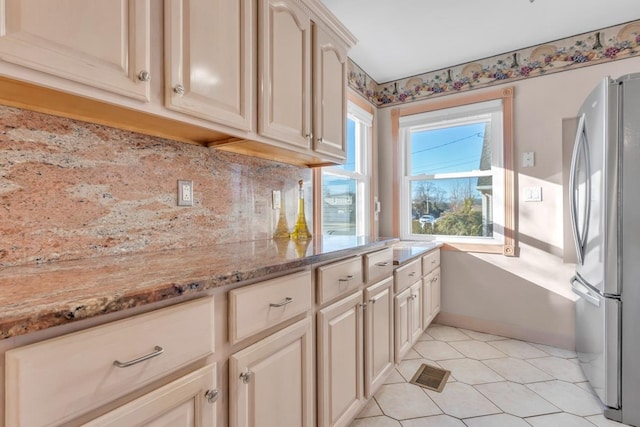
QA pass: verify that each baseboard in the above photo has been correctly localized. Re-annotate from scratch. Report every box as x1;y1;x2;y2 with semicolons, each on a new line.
434;312;575;350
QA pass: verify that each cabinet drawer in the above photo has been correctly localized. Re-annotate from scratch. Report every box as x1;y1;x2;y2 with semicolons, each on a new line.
317;256;363;304
364;248;393;283
394;258;421;293
422;249;440;275
229;270;312;344
5;297;215;427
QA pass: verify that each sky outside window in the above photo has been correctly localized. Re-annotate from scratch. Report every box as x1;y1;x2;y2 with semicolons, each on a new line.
410;122;487;176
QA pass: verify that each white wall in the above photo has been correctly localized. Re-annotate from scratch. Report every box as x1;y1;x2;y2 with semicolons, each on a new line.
377;57;640;348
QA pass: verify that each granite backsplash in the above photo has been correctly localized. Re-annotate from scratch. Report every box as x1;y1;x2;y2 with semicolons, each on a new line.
0;105;312;267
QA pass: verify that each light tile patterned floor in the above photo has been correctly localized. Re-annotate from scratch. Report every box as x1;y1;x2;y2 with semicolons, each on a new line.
351;324;630;427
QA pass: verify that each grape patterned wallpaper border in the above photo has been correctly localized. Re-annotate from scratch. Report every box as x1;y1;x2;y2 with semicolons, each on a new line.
348;19;640;107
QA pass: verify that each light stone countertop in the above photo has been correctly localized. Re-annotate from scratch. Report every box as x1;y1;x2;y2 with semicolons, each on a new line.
392;241;443;266
0;236;397;340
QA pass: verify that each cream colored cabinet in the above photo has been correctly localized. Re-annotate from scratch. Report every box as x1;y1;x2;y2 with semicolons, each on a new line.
0;0;151;101
312;23;348;160
423;268;442;328
229;317;314;427
83;363;218;427
258;0;354;161
422;249;441;329
431;267;441;317
164;0;253;130
318;291;364;427
394;280;422;362
364;277;395;398
258;0;312;149
5;297;215;427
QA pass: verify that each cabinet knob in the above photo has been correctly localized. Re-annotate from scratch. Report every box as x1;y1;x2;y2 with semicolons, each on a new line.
174;84;186;95
317;137;324;143
240;369;254;384
205;389;220;404
305;133;313;141
359;302;367;309
137;70;150;82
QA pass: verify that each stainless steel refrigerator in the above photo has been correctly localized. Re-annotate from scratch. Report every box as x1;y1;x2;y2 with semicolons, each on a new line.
570;73;640;426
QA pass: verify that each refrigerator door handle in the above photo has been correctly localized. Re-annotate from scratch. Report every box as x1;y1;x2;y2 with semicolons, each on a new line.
571;276;600;307
569;113;591;265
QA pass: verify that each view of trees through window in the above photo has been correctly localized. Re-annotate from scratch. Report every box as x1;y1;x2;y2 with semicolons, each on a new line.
322;104;371;236
408;120;495;238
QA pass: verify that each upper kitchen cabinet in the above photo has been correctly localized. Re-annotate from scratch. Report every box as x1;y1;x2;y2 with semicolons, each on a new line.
258;0;312;150
164;0;253;131
0;0;151;101
312;23;349;160
254;0;355;163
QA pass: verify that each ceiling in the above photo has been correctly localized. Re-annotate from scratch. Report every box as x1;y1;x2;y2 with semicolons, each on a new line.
321;0;640;83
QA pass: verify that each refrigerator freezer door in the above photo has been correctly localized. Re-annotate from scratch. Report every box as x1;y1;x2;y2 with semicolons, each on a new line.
572;277;620;409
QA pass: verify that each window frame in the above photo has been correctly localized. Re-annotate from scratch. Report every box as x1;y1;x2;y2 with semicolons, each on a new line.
392;87;516;256
314;93;375;238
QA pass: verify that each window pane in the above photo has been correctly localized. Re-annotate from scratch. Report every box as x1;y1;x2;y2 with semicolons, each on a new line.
410;123;489;176
322;174;357;235
335;118;356;172
410;177;493;237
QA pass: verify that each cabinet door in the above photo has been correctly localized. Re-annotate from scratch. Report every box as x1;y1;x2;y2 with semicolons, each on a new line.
364;277;394;398
394;286;412;363
422;274;433;329
409;281;423;345
165;0;253;130
318;291;364;427
431;267;441;316
230;317;314;427
0;0;151;101
312;23;348;160
258;0;312;149
83;364;218;427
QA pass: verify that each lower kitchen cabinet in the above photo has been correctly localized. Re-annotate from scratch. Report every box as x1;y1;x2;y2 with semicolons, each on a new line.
431;267;441;317
318;291;364;427
423;267;441;328
395;280;422;362
4;297;215;427
364;277;395;398
229;316;314;427
83;363;218;427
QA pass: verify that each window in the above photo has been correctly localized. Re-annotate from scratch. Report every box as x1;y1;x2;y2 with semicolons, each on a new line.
319;101;373;236
395;88;515;255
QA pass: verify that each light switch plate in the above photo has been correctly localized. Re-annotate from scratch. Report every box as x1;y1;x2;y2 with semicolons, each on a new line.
524;186;542;202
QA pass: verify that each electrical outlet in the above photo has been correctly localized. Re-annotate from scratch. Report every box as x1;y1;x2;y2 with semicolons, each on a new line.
522;152;535;167
178;180;193;206
272;190;281;209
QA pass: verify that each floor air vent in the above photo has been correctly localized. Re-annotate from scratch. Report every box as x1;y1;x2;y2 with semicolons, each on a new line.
409;363;451;392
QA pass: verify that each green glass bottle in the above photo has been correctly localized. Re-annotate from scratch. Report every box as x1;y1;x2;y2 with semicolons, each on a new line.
290;180;312;241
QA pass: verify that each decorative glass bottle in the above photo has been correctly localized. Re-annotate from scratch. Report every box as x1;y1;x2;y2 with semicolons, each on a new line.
290;180;312;240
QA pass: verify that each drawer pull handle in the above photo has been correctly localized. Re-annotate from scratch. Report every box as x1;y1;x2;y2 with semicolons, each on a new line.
339;275;354;282
113;345;164;368
205;389;220;404
270;297;294;307
376;262;390;267
408;272;417;277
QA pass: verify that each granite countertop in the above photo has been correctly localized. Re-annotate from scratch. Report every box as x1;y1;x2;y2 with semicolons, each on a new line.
0;236;397;340
392;241;443;266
